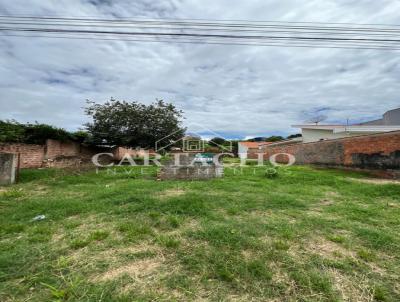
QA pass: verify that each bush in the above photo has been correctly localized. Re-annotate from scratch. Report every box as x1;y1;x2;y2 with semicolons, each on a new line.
0;120;86;144
265;167;278;178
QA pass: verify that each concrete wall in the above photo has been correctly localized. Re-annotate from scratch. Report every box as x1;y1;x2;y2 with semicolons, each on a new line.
358;108;400;126
238;144;248;159
302;128;366;143
249;131;400;175
383;108;400;125
0;153;18;185
359;119;384;126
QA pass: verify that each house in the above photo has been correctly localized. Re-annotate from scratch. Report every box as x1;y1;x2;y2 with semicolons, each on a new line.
358;107;400;126
238;141;272;159
293;107;400;143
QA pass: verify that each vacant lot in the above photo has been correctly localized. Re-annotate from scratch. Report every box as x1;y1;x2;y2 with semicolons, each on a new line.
0;165;399;301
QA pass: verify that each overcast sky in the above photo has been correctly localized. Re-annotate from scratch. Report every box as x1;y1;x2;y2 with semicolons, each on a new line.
1;0;400;139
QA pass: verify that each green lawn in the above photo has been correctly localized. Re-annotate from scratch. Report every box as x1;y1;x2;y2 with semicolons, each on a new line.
0;165;399;301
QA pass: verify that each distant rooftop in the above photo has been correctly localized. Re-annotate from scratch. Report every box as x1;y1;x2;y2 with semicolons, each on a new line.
239;141;273;148
293;107;400;129
292;124;400;133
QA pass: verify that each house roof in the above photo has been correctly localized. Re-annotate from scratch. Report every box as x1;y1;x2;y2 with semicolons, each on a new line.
292;124;400;133
266;137;303;147
239;141;273;148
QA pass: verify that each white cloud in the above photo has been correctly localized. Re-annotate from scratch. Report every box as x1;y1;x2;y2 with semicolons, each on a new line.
0;0;400;139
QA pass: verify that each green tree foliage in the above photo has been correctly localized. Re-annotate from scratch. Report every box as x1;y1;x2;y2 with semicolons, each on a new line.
24;123;72;144
209;137;226;147
72;131;90;143
287;133;302;139
0;120;75;144
264;136;284;142
84;98;185;148
0;120;25;142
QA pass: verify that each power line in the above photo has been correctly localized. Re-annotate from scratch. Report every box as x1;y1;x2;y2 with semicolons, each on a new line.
4;33;400;51
1;15;399;50
1;14;400;28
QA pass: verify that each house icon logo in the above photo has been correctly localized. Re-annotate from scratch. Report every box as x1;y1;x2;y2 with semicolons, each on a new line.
155;123;232;153
182;135;205;152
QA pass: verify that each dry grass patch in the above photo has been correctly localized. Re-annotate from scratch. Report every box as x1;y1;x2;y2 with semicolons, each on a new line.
348;178;400;185
291;236;356;261
157;188;186;199
329;269;374;302
94;258;163;282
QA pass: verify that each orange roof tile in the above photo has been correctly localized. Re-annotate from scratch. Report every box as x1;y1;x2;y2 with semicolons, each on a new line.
239;141;273;148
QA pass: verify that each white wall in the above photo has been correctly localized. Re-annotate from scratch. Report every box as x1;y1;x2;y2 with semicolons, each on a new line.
301;129;370;143
238;144;248;159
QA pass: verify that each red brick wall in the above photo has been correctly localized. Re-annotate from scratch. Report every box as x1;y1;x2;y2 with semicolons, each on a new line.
0;143;45;168
113;147;156;160
0;139;101;168
250;131;400;170
45;139;81;159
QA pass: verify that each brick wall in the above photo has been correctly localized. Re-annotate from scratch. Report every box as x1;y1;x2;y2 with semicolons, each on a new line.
0;143;45;168
113;147;156;161
249;131;400;171
0;139;102;168
45;139;81;159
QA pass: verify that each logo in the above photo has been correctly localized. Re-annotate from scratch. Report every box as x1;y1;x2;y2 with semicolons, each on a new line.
155;123;233;153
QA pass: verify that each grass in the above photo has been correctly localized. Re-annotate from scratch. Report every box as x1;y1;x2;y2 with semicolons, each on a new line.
0;164;399;301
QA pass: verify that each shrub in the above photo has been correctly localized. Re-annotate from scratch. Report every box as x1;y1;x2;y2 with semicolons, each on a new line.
0;120;77;144
265;167;278;178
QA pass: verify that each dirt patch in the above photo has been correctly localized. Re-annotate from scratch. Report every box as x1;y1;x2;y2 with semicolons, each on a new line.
319;199;335;206
348;178;400;185
51;232;64;243
32;186;49;194
326;191;340;197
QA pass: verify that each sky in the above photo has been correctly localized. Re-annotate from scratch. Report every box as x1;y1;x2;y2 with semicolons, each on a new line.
1;0;400;139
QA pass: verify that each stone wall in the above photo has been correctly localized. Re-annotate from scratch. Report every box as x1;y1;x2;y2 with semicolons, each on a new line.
0;153;18;185
250;131;400;175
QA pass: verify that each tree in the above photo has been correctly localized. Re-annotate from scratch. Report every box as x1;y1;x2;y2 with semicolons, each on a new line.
209;137;226;147
287;133;302;139
84;98;185;148
264;136;284;142
72;130;90;143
